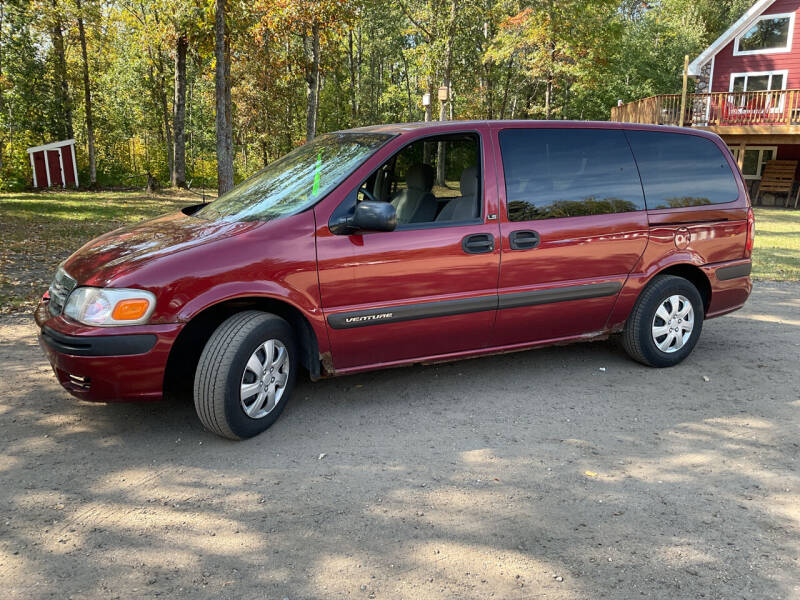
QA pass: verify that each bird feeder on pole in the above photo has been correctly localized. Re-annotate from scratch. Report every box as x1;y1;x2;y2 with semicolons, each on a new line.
438;85;449;121
422;93;431;122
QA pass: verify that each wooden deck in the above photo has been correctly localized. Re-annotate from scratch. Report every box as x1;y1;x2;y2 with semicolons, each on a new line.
611;90;800;135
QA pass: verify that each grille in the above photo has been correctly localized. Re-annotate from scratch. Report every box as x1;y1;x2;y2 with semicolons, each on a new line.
48;267;77;317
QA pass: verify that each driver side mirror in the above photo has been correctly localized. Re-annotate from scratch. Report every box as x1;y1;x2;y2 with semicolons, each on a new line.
330;200;397;235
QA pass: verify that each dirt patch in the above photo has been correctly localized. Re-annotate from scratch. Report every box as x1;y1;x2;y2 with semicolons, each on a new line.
0;283;798;599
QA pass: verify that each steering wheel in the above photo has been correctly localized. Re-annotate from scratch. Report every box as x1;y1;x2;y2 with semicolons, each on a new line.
357;187;379;203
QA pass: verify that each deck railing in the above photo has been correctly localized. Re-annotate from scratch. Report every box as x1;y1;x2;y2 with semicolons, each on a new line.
611;89;800;128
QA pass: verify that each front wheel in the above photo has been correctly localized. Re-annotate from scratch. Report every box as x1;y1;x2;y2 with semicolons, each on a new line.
622;275;704;368
194;311;297;440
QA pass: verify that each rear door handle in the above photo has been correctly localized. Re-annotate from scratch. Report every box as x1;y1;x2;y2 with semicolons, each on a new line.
509;230;540;250
462;233;495;254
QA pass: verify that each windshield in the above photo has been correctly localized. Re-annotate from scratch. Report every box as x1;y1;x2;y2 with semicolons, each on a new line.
195;132;393;222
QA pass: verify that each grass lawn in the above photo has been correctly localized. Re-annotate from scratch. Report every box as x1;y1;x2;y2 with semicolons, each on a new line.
0;190;200;314
752;207;800;281
0;191;797;314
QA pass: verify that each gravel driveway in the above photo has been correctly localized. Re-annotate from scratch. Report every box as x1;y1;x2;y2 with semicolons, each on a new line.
1;283;798;600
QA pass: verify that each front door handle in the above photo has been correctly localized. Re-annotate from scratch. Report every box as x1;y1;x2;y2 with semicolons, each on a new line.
509;230;540;250
462;233;494;254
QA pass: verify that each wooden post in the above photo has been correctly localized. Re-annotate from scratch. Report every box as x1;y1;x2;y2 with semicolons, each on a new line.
679;54;689;128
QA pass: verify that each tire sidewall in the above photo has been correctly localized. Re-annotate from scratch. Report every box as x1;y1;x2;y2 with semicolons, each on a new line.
223;318;298;439
636;278;704;367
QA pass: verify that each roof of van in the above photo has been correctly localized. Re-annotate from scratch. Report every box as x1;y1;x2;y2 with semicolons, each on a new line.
341;120;723;141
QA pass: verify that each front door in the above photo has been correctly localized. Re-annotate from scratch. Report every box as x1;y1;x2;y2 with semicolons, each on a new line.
315;130;501;371
46;150;63;187
491;126;650;346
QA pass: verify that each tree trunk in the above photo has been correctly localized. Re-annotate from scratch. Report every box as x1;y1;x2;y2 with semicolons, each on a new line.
0;2;5;171
284;39;292;153
172;33;187;187
436;98;446;186
160;67;173;180
483;17;493;119
499;58;513;119
260;31;271;163
368;21;375;121
423;80;434;164
436;0;458;187
545;0;554;120
188;78;194;175
76;0;95;186
399;49;413;121
50;0;73;140
545;74;552;120
303;24;320;141
356;25;362;121
348;29;357;124
260;139;269;168
524;83;535;117
215;0;234;194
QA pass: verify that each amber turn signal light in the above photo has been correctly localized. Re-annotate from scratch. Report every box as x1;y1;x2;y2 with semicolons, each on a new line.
111;298;151;321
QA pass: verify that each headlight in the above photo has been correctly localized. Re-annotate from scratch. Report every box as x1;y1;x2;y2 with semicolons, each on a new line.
63;287;156;326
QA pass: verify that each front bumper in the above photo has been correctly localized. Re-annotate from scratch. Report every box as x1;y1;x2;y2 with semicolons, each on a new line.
36;301;183;403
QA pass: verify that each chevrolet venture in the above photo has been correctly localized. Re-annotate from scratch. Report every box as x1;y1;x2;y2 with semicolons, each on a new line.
36;121;754;439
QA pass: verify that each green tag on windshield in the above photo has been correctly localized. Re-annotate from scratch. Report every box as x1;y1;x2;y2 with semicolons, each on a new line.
311;151;322;196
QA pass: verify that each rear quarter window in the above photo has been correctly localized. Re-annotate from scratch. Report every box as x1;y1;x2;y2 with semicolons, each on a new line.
499;128;645;222
625;131;740;209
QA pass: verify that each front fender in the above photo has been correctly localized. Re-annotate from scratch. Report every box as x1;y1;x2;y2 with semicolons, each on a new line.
175;282;330;355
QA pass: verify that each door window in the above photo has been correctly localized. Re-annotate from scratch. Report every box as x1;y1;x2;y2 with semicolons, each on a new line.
499;128;645;222
627;131;739;208
343;133;482;228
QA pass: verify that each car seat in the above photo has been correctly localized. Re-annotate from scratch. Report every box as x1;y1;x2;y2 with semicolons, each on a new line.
436;166;479;222
391;163;437;223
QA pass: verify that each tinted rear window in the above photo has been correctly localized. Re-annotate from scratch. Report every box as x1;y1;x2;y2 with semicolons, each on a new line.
499;128;645;221
625;131;739;209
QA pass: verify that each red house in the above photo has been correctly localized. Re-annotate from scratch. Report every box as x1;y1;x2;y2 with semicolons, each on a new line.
612;0;800;198
27;139;79;189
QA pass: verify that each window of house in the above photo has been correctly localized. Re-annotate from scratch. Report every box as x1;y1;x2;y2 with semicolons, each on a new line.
626;131;739;209
734;13;794;55
730;71;786;93
728;146;777;179
499;128;645;222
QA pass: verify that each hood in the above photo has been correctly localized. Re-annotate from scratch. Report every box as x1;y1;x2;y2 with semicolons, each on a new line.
63;211;261;286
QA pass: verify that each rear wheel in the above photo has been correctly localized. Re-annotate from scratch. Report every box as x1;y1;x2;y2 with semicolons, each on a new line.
194;311;297;440
622;275;704;368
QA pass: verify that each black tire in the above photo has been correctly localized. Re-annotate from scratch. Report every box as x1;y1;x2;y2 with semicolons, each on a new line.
622;275;704;368
194;311;297;440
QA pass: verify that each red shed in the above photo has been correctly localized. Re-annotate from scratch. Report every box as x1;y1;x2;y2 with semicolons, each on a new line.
26;139;79;189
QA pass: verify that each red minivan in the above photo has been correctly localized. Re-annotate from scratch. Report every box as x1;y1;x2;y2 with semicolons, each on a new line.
35;121;754;439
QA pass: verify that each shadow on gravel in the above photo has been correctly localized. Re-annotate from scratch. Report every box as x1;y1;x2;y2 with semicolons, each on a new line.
0;285;798;599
